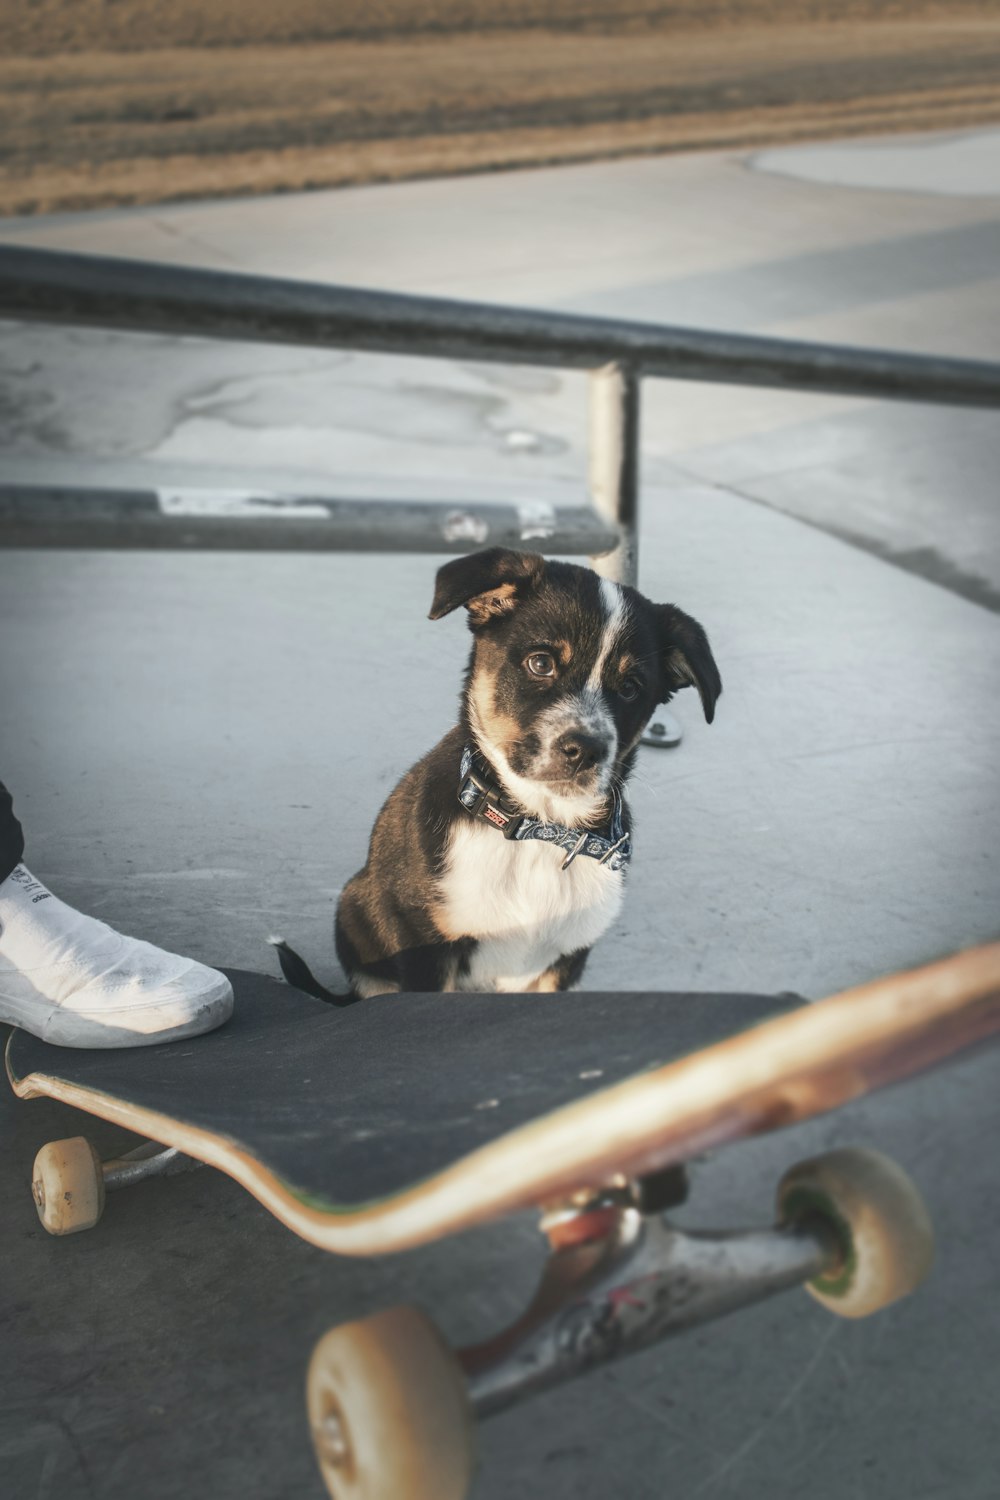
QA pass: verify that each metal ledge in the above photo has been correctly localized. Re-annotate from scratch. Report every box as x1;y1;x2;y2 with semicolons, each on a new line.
0;484;620;554
3;245;1000;407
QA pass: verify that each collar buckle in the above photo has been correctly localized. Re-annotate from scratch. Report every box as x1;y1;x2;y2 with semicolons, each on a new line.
458;766;523;838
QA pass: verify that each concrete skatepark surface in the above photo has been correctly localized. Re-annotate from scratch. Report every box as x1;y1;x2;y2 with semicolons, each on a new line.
1;131;999;1497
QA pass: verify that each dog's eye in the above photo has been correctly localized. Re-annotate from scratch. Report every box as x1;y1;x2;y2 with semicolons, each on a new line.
525;652;556;678
618;676;642;702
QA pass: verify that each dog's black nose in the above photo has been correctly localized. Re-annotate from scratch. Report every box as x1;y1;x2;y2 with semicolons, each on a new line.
556;731;608;774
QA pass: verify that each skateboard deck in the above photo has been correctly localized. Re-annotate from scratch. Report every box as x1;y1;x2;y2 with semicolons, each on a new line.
8;944;1000;1256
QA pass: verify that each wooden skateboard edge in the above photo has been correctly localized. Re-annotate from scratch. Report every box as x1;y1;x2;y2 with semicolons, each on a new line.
8;941;1000;1258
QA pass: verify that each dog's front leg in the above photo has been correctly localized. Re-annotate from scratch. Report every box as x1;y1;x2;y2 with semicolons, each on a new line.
524;948;591;993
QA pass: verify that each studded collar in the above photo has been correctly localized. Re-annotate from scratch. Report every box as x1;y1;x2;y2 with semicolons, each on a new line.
457;745;631;873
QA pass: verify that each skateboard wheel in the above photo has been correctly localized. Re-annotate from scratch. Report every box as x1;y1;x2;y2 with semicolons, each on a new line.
777;1147;934;1319
31;1136;106;1236
307;1305;474;1500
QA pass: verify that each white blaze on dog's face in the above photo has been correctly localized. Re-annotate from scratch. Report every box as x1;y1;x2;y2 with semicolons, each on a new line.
430;548;722;825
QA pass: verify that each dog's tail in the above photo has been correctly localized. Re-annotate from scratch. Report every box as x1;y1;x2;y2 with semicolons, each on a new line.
267;936;360;1008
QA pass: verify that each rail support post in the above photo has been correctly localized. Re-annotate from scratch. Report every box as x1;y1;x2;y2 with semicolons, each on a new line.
588;360;639;588
587;360;681;747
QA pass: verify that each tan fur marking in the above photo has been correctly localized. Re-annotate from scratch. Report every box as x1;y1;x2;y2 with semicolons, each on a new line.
470;670;520;752
430;900;466;944
467;581;518;625
524;969;562;993
351;972;401;1000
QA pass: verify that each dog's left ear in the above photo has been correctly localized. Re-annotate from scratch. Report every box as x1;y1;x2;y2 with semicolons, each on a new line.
654;605;722;723
429;547;545;627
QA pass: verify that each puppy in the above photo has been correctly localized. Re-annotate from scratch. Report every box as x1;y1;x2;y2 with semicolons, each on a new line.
274;547;720;1001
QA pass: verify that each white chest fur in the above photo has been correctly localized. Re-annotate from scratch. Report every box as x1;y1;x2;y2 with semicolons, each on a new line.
437;820;626;992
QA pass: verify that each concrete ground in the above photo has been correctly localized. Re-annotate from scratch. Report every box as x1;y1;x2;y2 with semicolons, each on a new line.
1;130;999;1498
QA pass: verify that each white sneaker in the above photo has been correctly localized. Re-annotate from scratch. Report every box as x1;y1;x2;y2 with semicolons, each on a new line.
0;865;233;1048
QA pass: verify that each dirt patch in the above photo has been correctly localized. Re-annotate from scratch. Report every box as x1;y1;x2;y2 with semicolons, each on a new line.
2;4;1000;215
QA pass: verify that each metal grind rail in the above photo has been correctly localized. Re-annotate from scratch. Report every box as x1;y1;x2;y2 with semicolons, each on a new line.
2;243;1000;582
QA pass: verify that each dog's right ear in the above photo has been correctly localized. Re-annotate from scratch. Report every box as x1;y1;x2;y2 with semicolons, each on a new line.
429;548;545;627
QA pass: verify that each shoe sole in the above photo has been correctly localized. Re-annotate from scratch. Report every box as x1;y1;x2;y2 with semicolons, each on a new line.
0;972;234;1049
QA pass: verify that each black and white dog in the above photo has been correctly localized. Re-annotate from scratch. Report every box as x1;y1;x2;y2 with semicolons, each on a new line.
274;547;720;1001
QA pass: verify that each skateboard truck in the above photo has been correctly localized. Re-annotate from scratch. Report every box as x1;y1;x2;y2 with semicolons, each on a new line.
458;1180;836;1419
308;1148;935;1500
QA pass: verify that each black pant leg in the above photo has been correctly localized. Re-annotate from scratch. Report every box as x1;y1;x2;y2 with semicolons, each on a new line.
0;781;26;883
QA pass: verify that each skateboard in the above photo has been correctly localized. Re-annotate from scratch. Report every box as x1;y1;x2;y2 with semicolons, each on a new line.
8;942;1000;1500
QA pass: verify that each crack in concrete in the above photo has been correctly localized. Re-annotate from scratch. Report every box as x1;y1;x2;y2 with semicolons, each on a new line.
680;1320;839;1499
149;354;353;452
152;361;567;456
148;214;243;269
